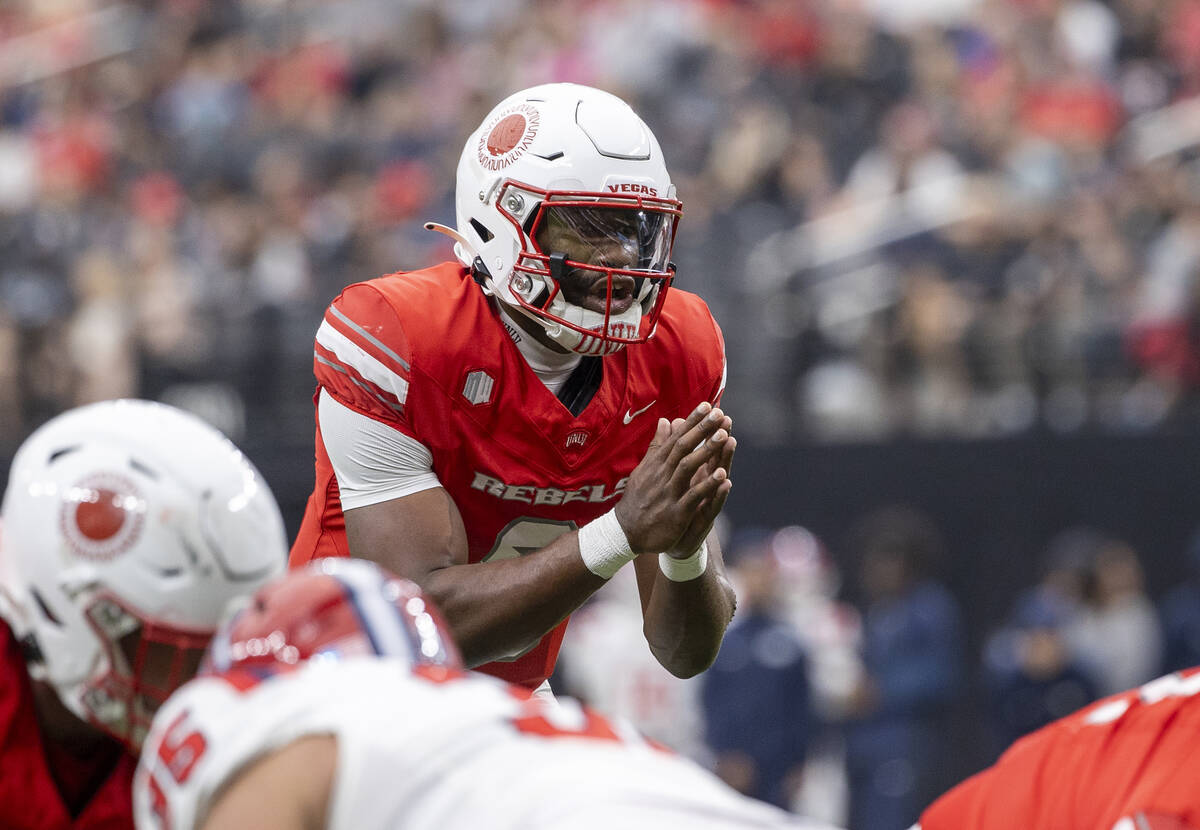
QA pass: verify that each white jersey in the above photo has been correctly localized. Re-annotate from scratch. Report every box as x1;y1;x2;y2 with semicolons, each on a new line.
135;658;836;830
558;568;708;762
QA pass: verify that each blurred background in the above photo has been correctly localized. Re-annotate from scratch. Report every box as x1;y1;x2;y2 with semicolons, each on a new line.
3;0;1200;828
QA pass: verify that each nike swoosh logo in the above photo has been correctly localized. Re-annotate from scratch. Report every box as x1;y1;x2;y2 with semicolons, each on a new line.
623;401;656;425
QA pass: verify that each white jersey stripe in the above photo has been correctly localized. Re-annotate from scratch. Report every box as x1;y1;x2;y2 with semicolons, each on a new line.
329;303;411;372
317;319;410;404
315;353;404;413
716;345;727;400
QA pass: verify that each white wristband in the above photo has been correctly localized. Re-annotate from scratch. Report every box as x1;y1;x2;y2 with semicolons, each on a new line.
659;541;709;582
578;509;636;579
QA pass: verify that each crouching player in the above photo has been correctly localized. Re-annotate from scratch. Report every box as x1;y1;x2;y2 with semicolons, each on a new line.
135;559;841;830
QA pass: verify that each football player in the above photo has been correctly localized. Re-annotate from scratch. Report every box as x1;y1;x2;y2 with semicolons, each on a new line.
135;558;839;830
915;668;1200;829
0;399;287;829
290;83;737;691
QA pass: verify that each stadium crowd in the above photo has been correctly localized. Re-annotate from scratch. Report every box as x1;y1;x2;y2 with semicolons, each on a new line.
3;0;1200;444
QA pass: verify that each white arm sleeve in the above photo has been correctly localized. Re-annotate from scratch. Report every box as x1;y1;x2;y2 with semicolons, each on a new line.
318;389;442;510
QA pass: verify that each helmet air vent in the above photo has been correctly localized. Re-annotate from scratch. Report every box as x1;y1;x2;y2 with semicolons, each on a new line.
31;588;63;626
47;446;80;464
470;218;494;243
128;457;160;480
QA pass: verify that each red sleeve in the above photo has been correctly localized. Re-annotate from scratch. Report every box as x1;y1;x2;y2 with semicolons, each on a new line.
312;282;417;433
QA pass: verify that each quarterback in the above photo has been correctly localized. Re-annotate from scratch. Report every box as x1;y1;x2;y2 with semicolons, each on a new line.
0;399;286;829
290;83;737;689
135;559;836;830
916;668;1200;830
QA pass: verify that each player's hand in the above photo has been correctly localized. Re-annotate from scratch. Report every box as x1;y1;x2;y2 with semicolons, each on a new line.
663;411;735;559
614;402;734;555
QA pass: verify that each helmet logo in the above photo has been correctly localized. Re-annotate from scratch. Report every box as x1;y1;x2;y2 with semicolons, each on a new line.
61;473;146;561
478;104;540;172
606;182;659;196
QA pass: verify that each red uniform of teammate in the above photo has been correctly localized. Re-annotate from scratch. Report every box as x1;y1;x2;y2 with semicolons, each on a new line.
918;668;1200;830
289;83;737;690
0;620;135;830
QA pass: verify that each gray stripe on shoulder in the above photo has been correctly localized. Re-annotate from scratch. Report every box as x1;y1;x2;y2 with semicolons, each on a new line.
329;303;411;372
314;353;404;413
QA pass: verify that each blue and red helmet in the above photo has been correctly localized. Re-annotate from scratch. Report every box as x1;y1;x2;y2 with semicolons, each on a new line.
204;558;461;676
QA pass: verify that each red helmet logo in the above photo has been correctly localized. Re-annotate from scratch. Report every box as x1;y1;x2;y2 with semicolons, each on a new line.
477;104;540;172
487;114;528;157
61;473;146;561
76;488;127;540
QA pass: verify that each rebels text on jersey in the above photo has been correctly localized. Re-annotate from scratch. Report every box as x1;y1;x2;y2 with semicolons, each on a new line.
919;667;1200;830
288;263;727;688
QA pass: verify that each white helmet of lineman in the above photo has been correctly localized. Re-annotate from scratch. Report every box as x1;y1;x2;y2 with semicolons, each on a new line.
430;82;682;356
0;399;287;747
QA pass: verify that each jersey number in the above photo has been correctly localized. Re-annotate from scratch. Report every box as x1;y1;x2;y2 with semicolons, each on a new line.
512;696;623;743
482;518;577;662
145;711;209;830
483;517;577;563
156;710;208;784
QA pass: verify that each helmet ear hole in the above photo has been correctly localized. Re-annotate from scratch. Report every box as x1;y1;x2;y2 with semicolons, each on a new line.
469;218;494;243
18;633;44;665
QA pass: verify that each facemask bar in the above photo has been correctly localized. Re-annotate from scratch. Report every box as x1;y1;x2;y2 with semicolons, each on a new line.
495;181;681;347
81;592;210;749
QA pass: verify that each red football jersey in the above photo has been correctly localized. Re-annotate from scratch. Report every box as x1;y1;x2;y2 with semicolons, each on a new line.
919;668;1200;830
289;263;727;688
0;621;136;830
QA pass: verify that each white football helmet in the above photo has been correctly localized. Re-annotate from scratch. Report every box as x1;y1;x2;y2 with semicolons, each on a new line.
0;399;287;747
434;82;682;356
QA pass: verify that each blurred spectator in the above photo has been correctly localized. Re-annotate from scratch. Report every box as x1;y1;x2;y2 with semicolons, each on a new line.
981;591;1099;755
554;566;709;763
1012;525;1101;626
1064;535;1163;696
772;525;864;828
842;506;965;830
1158;526;1200;674
702;527;815;811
